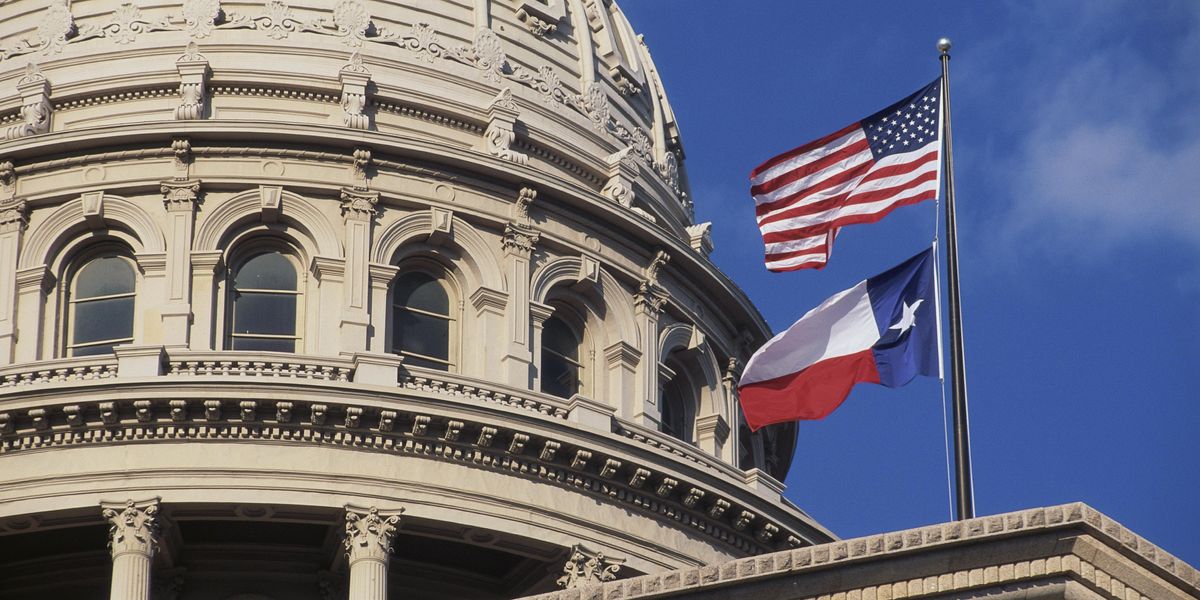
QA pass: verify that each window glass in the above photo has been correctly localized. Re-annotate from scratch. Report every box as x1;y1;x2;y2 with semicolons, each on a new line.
233;251;297;291
75;255;135;299
392;271;452;371
660;376;692;442
230;250;298;353
69;253;136;356
541;316;581;399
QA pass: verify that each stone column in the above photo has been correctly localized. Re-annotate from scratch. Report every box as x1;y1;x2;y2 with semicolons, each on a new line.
101;498;163;600
366;262;398;353
339;188;378;354
343;505;403;600
160;179;200;347
0;199;28;365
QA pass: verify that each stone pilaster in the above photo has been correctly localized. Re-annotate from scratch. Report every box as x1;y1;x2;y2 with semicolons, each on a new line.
500;187;539;386
187;251;222;350
0;199;28;364
339;188;379;353
343;505;403;600
13;265;53;362
366;262;398;353
160;179;200;347
633;251;670;427
101;498;163;600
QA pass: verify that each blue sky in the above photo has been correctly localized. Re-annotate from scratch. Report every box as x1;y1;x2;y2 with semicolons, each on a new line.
620;1;1200;565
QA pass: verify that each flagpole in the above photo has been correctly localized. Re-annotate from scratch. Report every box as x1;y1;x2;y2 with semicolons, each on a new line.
938;37;975;521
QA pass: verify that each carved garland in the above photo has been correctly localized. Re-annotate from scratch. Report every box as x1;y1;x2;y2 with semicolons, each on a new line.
0;0;685;204
0;395;801;555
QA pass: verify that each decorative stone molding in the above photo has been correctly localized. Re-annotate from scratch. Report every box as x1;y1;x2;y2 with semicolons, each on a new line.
5;64;52;140
182;0;220;38
175;43;209;120
81;191;106;229
514;0;565;36
161;180;201;212
635;250;670;313
343;505;403;563
171;138;193;180
0;160;15;202
686;222;714;258
339;52;372;130
351;146;372;189
556;544;623;589
101;498;163;558
340;187;380;220
482;88;528;165
0;200;29;233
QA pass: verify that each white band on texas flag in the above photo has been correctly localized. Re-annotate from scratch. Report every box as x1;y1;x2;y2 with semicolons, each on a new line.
738;248;938;430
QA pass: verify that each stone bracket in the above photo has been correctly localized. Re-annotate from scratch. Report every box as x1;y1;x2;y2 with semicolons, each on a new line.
175;43;209;120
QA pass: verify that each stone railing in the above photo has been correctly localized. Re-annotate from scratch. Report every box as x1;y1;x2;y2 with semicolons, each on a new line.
166;351;353;382
403;368;570;419
0;356;119;388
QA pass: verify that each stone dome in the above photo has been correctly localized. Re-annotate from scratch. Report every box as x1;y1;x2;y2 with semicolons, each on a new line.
0;1;829;598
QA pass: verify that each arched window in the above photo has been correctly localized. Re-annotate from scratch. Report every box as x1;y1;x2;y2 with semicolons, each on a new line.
228;249;300;352
541;315;582;399
392;271;454;371
660;372;696;443
67;252;136;356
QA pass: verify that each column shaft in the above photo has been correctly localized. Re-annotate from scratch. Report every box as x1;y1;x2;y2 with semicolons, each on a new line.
347;558;388;600
109;552;153;600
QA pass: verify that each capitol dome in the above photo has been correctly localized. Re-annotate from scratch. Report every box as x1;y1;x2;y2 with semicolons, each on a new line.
0;1;833;598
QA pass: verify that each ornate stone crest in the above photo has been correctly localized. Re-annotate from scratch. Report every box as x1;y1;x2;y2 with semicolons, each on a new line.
555;544;623;589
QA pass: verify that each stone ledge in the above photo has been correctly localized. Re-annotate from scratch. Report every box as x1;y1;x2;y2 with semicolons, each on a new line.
517;503;1200;600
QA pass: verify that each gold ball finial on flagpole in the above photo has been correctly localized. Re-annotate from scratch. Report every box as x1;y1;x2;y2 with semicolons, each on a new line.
937;37;952;55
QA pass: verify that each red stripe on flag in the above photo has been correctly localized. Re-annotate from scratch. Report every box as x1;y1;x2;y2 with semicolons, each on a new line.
759;168;940;233
738;349;881;430
750;138;871;197
754;159;873;218
750;123;861;179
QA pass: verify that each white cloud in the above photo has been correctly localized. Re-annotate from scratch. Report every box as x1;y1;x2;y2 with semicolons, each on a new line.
987;1;1200;262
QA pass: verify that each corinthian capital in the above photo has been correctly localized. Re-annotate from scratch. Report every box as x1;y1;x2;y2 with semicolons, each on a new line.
343;505;403;564
101;498;163;558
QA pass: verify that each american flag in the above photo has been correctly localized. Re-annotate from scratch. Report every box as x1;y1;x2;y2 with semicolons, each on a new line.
750;79;943;271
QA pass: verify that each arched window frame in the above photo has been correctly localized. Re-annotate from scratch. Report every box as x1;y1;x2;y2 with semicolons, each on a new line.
539;301;590;400
222;236;306;353
388;259;461;372
61;243;140;357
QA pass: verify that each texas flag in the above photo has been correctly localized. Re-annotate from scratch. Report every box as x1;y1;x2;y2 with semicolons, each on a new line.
739;248;939;430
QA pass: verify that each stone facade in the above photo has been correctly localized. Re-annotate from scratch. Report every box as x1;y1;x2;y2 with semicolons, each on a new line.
0;0;816;597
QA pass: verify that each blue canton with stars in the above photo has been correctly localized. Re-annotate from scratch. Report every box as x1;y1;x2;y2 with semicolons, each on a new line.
861;78;942;161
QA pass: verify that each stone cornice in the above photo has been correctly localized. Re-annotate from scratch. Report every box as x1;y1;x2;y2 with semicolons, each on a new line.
0;356;832;554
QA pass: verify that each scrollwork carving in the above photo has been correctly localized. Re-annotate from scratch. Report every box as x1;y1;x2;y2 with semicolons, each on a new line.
182;0;221;38
343;506;403;563
556;545;623;589
101;498;162;558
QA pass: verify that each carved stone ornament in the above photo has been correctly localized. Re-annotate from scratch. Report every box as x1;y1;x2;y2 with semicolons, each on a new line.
339;53;371;130
182;0;221;38
161;180;201;211
37;0;77;55
491;87;518;112
0;200;30;232
472;28;507;84
485;121;528;165
331;0;371;46
101;498;163;558
6;63;52;141
343;505;403;563
0;160;16;200
555;544;623;589
516;8;556;36
514;186;536;221
340;188;379;219
580;82;610;134
175;43;209;120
